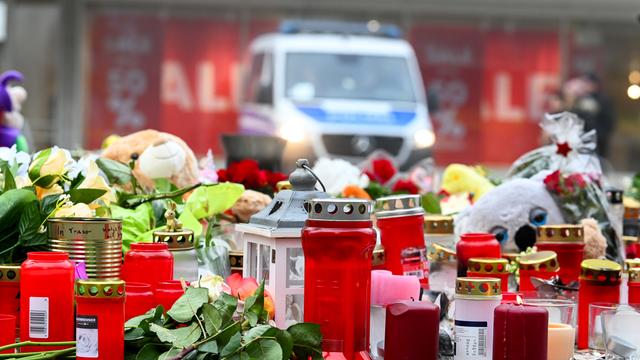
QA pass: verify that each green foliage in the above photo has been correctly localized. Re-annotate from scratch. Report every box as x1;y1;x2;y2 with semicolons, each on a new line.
421;192;442;215
124;282;323;360
364;181;391;200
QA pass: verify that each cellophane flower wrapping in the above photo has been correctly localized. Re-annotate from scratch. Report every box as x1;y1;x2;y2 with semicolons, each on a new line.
509;112;622;261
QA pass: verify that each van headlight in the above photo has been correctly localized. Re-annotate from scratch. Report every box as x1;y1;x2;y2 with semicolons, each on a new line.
414;129;435;148
279;122;306;143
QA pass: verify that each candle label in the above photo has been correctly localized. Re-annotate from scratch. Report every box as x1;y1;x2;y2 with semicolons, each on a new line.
401;247;429;281
76;315;99;358
454;320;488;360
28;297;49;339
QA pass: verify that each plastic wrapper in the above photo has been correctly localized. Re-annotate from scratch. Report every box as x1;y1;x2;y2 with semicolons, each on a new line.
508;112;622;262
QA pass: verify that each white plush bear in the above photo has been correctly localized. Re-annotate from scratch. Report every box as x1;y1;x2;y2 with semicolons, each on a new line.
455;178;565;253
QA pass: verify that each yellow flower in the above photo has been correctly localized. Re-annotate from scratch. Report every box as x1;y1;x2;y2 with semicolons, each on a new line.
54;203;93;218
28;147;72;188
36;184;63;200
78;161;115;205
15;175;31;188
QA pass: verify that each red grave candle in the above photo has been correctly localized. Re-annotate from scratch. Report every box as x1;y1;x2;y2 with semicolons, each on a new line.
456;233;501;277
20;252;75;352
0;265;20;336
518;251;560;292
536;225;585;284
122;243;173;290
302;199;376;360
155;280;186;312
629;268;640;304
375;195;428;286
492;303;549;360
75;280;125;360
577;259;621;349
125;282;156;320
384;301;439;360
467;258;510;292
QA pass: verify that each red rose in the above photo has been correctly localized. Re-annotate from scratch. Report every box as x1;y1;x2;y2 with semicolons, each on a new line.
566;173;587;190
365;158;397;185
264;170;288;188
544;170;562;194
222;160;268;190
217;169;229;182
392;179;420;194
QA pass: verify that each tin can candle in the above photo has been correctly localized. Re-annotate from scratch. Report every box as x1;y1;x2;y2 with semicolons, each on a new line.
20;252;75;352
424;215;455;249
518;251;560;293
302;198;376;360
122;243;174;290
376;195;427;286
628;268;640;304
535;225;585;284
48;218;123;280
428;243;457;292
76;280;125;360
0;265;20;336
456;233;501;277
467;258;509;292
577;259;621;349
454;277;502;360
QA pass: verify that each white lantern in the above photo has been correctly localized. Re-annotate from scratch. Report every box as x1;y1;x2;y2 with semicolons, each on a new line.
235;159;328;328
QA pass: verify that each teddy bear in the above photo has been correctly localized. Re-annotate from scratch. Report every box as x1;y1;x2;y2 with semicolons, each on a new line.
0;70;28;151
101;129;199;189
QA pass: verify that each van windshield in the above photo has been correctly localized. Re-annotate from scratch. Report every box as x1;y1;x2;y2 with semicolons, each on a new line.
285;53;416;102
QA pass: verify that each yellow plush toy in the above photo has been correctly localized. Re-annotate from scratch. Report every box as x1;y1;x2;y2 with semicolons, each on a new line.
441;164;495;202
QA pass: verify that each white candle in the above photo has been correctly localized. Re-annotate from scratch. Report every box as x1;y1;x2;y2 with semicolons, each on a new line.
547;323;575;360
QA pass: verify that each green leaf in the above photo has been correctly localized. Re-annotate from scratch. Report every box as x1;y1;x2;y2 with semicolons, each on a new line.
68;188;107;204
136;344;167;360
246;339;283;360
167;287;209;323
41;194;61;216
32;174;60;189
202;303;222;335
150;323;177;343
199;339;218;354
215;321;241;350
243;282;265;325
287;323;323;360
96;158;133;185
2;164;16;192
154;178;172;193
18;200;45;246
186;183;244;220
273;329;293;360
220;332;242;357
179;208;203;238
421;192;442;215
167;323;202;348
124;328;146;341
225;353;250;360
111;203;154;252
158;348;181;360
213;293;238;326
28;148;51;182
242;325;273;343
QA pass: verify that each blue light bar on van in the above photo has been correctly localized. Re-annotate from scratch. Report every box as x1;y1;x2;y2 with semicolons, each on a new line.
279;19;403;39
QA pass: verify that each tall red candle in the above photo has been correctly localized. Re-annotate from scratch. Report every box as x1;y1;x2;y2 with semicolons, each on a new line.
376;195;427;286
124;282;155;320
75;280;125;360
302;199;376;360
384;301;439;360
535;225;584;284
155;280;186;312
122;243;173;290
492;303;548;360
467;258;510;292
518;251;559;293
456;233;501;277
577;259;621;349
629;268;640;304
20;252;75;352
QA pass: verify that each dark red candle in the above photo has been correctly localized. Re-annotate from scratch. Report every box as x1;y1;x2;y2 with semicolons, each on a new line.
456;233;501;277
384;301;439;360
577;259;621;349
518;251;559;292
124;282;155;320
493;303;548;360
75;280;125;360
535;225;585;284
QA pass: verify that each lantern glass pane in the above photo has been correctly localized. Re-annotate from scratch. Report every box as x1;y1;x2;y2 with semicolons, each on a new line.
285;294;304;325
260;244;271;286
249;242;258;278
286;247;304;288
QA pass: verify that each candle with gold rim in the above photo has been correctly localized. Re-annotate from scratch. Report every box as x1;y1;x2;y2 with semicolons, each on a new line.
518;251;560;292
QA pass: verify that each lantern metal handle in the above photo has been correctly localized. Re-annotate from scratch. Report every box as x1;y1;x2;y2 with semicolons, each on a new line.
298;159;326;193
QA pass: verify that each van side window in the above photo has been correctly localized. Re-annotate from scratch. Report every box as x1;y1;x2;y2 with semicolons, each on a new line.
246;53;273;104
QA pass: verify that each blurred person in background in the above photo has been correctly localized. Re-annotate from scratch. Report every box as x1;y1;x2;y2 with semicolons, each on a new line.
563;74;616;158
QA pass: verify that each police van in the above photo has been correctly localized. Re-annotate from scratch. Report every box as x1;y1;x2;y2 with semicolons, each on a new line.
239;20;434;168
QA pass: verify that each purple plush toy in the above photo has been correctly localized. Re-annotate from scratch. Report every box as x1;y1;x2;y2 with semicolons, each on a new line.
0;70;28;151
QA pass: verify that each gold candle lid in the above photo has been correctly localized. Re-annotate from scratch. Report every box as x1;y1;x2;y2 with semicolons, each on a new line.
536;225;584;244
428;243;456;262
0;265;20;282
467;258;509;274
580;259;622;284
456;277;502;298
623;235;639;244
625;258;640;272
76;280;125;299
519;251;559;272
625;205;640;220
629;268;640;284
424;215;454;234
